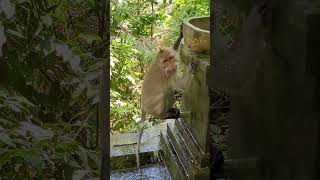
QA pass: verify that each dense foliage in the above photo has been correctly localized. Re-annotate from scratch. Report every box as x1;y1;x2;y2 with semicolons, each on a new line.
0;0;211;178
110;0;209;134
0;0;106;178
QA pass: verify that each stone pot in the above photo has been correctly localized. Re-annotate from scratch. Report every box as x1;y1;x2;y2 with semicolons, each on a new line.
183;16;210;54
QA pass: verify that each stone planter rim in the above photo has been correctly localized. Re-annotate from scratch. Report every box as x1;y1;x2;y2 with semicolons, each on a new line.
183;16;210;34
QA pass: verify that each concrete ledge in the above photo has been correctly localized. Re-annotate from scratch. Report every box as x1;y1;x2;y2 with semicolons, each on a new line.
110;120;175;170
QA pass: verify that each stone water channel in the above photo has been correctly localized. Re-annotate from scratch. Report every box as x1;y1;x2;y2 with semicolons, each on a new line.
110;16;211;180
110;121;173;179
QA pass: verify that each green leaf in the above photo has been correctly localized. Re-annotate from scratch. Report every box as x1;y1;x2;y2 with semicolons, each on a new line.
7;100;29;112
23;154;42;169
72;170;90;180
7;29;26;39
0;88;7;97
9;95;35;107
0;149;16;165
72;83;86;99
210;124;222;134
20;121;54;140
13;138;32;147
41;15;53;26
0;118;13;125
91;96;99;105
33;23;43;38
0;148;8;155
78;33;102;44
212;134;221;143
0;132;16;147
0;23;6;57
8;104;21;112
0;149;42;169
56;142;79;153
53;43;82;72
0;149;43;169
86;86;99;99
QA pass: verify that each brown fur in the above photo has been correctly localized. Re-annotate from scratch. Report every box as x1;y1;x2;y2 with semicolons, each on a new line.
136;34;195;170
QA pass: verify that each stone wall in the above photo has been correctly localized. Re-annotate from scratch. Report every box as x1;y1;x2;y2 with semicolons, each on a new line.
179;40;210;154
211;1;320;179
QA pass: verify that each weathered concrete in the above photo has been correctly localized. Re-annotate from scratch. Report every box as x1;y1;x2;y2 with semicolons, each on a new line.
110;120;174;170
179;40;210;154
160;15;211;179
212;1;320;179
160;119;210;180
183;16;210;54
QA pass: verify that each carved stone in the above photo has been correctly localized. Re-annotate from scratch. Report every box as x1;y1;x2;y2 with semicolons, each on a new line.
183;16;210;54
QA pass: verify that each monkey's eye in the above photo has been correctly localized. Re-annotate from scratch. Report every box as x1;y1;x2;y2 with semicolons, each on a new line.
163;59;169;63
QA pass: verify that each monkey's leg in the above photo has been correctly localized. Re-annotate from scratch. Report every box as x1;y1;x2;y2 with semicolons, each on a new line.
165;108;180;119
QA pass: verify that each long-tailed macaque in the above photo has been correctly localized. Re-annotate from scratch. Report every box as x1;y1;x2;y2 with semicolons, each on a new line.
136;25;198;170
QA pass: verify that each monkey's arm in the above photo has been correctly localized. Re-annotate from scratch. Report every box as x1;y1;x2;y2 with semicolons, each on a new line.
171;61;196;92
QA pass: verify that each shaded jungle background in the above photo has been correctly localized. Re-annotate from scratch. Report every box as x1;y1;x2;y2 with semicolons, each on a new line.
0;0;106;178
110;0;209;134
0;0;238;178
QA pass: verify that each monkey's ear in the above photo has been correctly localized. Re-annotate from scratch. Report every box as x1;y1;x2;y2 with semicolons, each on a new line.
159;48;163;53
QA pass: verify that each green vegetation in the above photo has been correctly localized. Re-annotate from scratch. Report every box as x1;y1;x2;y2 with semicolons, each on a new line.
0;0;106;178
110;0;209;134
0;0;211;178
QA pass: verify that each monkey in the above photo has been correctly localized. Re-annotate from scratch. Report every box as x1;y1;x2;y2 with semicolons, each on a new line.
136;24;199;171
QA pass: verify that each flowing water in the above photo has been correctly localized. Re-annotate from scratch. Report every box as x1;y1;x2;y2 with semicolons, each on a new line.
110;164;171;180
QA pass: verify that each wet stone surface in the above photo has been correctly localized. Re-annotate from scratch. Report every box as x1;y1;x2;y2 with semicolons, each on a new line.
110;120;175;170
110;164;171;180
111;120;174;157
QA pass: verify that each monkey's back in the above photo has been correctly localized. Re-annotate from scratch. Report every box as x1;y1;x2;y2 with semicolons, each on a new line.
141;62;174;117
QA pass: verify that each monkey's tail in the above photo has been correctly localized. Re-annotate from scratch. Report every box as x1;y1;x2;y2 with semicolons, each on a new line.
136;111;146;171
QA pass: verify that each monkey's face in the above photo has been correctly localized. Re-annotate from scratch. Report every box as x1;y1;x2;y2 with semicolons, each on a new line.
157;48;177;76
161;55;177;75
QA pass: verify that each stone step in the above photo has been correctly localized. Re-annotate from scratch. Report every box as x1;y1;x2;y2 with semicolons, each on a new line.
110;120;174;170
161;128;210;180
175;118;210;167
111;151;161;171
167;123;199;174
160;130;190;180
161;119;211;179
174;118;204;163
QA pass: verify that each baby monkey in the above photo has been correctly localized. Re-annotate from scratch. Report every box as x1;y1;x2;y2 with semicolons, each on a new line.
136;25;198;170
